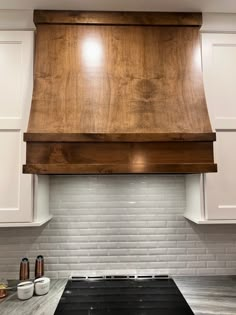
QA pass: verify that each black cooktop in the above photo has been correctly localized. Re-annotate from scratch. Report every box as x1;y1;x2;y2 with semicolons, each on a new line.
54;276;194;315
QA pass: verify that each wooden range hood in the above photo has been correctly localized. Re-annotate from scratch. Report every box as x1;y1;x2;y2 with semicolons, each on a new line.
23;10;217;175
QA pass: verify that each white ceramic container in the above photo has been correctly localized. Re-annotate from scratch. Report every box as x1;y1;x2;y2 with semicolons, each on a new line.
17;281;34;300
34;277;50;296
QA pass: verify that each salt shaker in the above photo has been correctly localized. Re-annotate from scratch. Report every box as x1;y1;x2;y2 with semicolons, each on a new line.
19;258;30;281
35;255;44;279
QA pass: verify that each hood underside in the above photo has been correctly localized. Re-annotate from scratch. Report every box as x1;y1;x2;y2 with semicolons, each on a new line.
23;10;217;174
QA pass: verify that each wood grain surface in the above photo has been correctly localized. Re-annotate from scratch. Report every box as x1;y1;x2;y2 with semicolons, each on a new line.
34;11;202;26
24;11;216;174
26;142;215;164
23;141;217;174
23;163;217;174
24;132;216;142
27;24;212;138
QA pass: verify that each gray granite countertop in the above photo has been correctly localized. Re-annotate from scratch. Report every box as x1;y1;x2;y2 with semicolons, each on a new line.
174;276;236;315
1;276;236;315
0;279;67;315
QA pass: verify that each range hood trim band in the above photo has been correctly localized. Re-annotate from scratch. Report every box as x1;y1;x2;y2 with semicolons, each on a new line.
23;164;217;175
24;132;216;142
34;10;202;26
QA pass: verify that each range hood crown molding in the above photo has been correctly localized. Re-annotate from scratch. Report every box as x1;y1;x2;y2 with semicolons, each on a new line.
23;10;217;175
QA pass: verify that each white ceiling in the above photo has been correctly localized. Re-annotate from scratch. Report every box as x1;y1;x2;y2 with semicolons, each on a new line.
2;0;236;13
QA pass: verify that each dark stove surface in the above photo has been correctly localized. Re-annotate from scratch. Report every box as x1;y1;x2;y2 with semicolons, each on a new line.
54;276;194;315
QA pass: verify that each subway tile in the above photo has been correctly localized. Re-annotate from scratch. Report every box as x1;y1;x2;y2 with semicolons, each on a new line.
187;261;206;268
0;175;235;278
207;261;226;268
167;262;186;268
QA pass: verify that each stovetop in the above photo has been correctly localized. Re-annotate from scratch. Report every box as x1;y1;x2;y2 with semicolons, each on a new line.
54;275;194;315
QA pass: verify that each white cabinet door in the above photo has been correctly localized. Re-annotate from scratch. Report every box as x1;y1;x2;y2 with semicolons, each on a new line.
202;34;236;130
0;31;33;222
202;33;236;220
204;132;236;219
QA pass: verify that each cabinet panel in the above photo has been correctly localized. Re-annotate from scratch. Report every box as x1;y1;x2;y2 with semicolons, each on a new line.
202;34;236;130
201;33;236;222
205;132;236;219
0;31;33;222
0;42;22;118
0;131;20;209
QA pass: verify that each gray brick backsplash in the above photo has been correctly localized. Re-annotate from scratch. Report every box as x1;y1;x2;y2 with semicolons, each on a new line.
0;175;236;279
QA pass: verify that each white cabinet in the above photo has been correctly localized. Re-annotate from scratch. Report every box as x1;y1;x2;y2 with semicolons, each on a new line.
203;33;236;221
0;31;33;223
202;33;236;130
185;33;236;223
205;132;236;220
0;31;51;226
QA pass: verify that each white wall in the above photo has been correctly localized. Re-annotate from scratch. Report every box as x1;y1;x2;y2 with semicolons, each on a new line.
1;1;236;13
0;175;236;279
0;10;34;29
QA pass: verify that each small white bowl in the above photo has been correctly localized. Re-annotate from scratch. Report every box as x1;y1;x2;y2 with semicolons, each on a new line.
17;281;34;300
34;277;50;296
